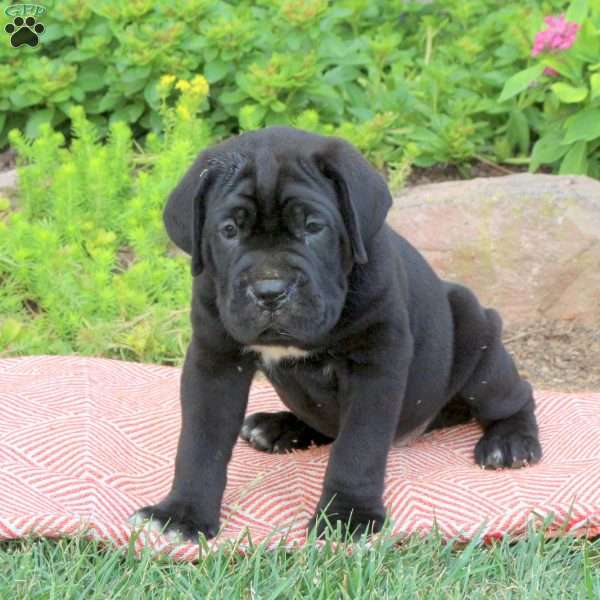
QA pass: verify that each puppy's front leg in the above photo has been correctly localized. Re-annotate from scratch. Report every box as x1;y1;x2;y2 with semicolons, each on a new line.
129;338;254;542
311;353;411;538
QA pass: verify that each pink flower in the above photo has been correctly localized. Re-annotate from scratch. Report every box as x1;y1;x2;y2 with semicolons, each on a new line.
531;13;580;57
543;67;560;77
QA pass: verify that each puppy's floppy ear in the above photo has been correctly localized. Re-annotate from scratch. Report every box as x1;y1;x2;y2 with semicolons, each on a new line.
163;158;213;277
315;137;392;264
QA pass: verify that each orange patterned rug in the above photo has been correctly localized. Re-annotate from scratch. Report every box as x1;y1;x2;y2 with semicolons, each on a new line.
1;355;599;561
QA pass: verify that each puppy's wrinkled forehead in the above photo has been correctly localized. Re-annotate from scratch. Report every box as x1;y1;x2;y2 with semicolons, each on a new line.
253;146;283;215
218;134;326;214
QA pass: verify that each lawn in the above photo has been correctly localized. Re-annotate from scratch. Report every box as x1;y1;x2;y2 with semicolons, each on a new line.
2;525;599;599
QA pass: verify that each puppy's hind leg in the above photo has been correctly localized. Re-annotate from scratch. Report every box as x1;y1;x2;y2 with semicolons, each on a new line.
240;411;333;453
448;285;542;469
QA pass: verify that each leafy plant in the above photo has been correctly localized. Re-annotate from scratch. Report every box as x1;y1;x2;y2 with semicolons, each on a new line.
499;0;600;176
0;78;213;363
1;0;573;173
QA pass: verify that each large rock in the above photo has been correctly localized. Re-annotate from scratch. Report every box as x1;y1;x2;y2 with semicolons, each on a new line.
0;169;18;210
389;173;600;327
0;168;17;191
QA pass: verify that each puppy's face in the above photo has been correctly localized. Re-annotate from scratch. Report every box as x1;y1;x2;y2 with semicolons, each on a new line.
163;127;393;348
204;159;349;346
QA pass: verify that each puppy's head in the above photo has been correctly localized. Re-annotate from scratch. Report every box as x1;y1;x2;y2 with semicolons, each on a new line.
163;127;392;347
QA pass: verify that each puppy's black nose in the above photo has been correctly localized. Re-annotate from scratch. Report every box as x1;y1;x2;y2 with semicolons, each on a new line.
251;278;289;310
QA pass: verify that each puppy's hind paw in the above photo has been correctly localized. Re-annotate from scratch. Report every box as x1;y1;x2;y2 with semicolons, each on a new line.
475;430;542;469
240;411;331;453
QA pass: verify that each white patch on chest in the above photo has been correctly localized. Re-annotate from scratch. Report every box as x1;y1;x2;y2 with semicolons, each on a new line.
247;345;311;367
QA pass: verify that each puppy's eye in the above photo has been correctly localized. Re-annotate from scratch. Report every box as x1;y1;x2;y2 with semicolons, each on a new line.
220;220;238;239
305;219;325;235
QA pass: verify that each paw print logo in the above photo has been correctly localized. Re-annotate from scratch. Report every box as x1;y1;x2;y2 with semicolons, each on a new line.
5;16;45;48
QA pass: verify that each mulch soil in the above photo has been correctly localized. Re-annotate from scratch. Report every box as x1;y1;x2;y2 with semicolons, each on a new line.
0;149;16;172
504;319;600;393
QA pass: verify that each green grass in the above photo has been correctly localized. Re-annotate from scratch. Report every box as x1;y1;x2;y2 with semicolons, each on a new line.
2;524;599;599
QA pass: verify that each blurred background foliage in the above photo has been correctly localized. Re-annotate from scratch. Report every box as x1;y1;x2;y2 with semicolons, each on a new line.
4;0;598;175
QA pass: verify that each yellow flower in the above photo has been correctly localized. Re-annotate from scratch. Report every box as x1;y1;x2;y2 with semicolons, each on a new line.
175;79;191;92
157;74;176;98
190;74;209;96
159;74;176;88
176;105;191;120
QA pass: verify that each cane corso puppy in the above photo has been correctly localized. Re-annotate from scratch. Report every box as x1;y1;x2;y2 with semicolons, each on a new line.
129;127;541;541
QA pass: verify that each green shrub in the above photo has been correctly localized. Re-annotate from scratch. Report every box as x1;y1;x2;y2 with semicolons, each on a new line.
0;80;213;363
2;0;574;172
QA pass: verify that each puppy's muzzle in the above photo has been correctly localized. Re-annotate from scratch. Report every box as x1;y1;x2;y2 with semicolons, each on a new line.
249;278;290;311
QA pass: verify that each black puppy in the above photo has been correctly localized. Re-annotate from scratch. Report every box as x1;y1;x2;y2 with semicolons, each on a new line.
129;127;541;541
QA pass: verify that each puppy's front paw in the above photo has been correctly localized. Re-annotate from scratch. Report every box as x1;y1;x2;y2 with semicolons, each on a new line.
128;499;218;543
475;430;542;469
309;495;385;539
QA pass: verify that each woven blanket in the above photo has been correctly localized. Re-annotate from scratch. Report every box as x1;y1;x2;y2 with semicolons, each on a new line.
0;355;598;561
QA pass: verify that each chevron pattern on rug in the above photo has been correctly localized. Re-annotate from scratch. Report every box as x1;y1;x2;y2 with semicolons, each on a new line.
0;355;598;561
